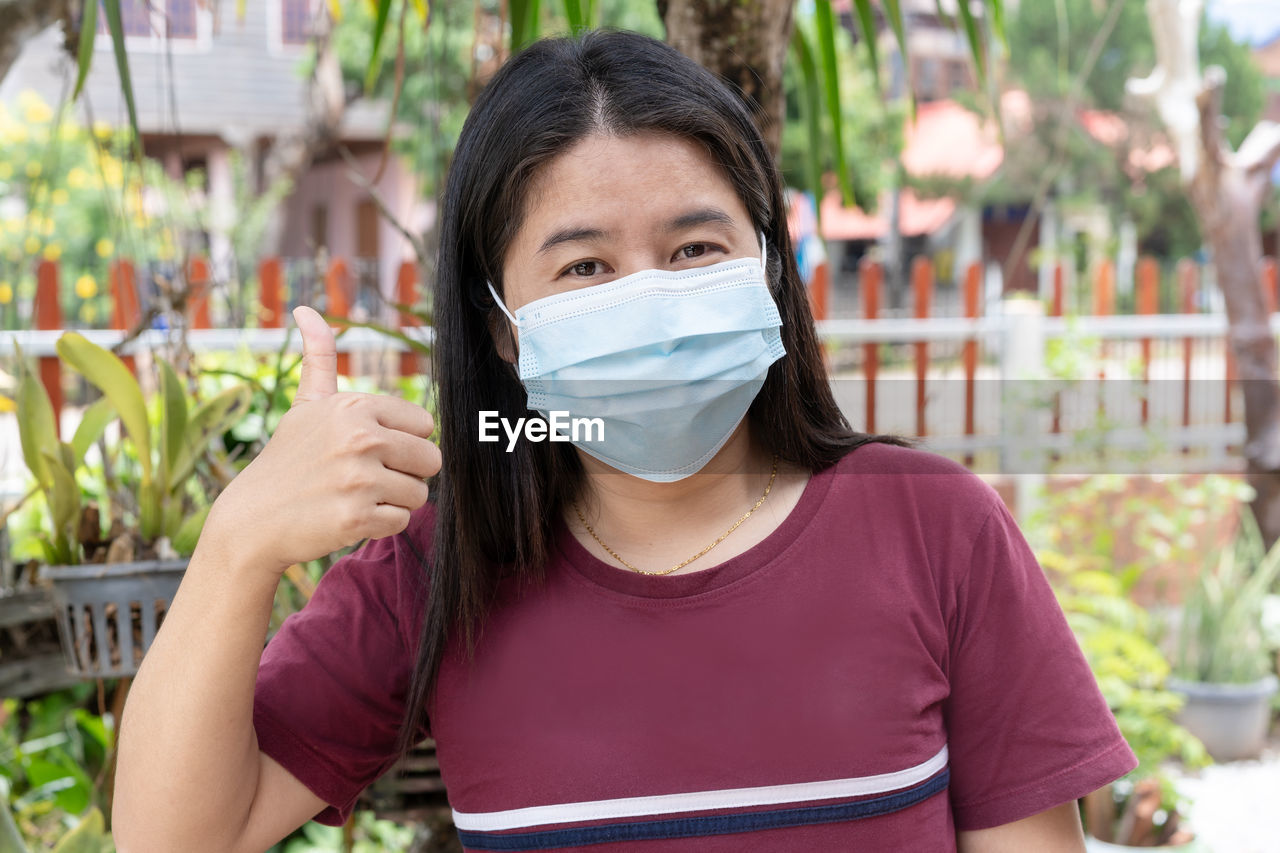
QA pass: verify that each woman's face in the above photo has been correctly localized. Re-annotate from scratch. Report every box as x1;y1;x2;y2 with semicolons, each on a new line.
498;131;760;320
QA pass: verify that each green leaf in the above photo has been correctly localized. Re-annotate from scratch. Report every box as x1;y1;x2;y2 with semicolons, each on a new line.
15;359;58;489
509;0;542;53
171;385;252;486
158;359;188;486
56;333;151;486
988;0;1006;47
847;0;879;91
40;449;81;553
322;315;431;358
815;0;856;207
365;0;393;94
789;27;825;205
100;0;143;159
73;0;98;99
171;504;212;556
882;0;907;72
51;807;106;853
0;778;29;853
71;397;115;465
955;0;987;93
563;0;585;32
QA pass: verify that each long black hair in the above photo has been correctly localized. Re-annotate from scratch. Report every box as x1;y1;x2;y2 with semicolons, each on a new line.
396;29;909;755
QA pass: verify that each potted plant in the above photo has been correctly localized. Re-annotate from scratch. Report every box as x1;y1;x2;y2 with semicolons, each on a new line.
1041;549;1211;849
11;335;250;679
1167;509;1280;762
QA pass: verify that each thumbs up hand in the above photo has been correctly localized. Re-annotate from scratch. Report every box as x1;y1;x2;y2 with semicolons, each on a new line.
292;306;339;404
203;306;442;575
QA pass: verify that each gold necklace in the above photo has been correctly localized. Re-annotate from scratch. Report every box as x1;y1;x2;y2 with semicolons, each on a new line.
573;454;779;577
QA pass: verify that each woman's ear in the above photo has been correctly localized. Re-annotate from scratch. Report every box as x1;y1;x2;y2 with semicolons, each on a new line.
487;308;518;364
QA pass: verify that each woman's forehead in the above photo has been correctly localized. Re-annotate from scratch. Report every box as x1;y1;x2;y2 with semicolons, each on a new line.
511;132;754;254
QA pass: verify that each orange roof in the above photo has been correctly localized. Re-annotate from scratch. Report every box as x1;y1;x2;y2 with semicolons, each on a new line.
899;98;1006;180
818;94;1003;241
819;189;957;241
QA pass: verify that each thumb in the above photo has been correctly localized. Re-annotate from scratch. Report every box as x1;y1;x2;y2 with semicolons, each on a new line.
293;306;338;404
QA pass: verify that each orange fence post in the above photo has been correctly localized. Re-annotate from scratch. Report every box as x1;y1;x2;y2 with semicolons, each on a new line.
860;258;881;434
35;259;63;436
962;261;980;467
1137;257;1159;426
109;258;140;375
1093;259;1114;423
1051;262;1065;319
258;257;284;329
396;260;419;377
325;258;352;377
1263;257;1278;315
912;256;933;438
809;261;830;323
1178;260;1198;453
188;256;212;330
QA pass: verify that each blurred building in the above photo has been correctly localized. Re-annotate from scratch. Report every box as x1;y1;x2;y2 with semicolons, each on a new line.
0;0;420;308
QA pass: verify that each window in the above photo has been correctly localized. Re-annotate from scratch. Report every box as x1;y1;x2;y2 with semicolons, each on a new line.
121;0;153;37
282;0;312;45
166;0;198;39
95;0;212;50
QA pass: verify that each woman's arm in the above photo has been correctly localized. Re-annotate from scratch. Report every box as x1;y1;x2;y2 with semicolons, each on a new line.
112;308;439;851
957;801;1086;853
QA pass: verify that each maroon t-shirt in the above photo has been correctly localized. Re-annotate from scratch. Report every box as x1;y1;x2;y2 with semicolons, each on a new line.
253;442;1136;850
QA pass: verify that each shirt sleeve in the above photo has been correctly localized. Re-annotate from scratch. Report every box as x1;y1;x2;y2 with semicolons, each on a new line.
943;494;1137;832
252;508;433;827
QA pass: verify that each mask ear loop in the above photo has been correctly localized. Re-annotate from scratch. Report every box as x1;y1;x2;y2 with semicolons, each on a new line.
486;280;520;328
759;230;767;273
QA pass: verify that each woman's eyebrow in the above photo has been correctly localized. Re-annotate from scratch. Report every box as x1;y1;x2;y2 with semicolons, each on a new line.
664;207;737;232
535;208;739;256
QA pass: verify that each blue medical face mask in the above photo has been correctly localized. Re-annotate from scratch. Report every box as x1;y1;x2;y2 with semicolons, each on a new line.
486;232;785;482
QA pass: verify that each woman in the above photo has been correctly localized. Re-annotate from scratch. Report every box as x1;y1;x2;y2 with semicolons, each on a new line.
113;29;1136;852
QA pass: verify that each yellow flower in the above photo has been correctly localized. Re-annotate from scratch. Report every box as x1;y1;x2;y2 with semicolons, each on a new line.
95;237;114;258
92;121;113;140
41;218;54;236
0;394;15;414
9;126;27;144
0;282;11;304
18;90;52;125
80;303;98;324
23;236;40;255
101;158;123;188
42;243;61;261
75;274;97;299
156;244;175;261
66;167;87;188
51;188;69;205
24;161;41;178
0;162;11;180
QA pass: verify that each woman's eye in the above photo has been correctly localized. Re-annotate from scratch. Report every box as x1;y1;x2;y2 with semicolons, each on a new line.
677;244;709;261
565;261;604;277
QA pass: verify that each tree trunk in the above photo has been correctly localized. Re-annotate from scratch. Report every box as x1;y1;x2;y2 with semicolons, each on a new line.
1187;79;1280;546
0;0;77;84
1130;0;1280;546
658;0;795;158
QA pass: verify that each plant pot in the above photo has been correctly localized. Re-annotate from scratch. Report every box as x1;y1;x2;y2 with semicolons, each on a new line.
38;560;186;679
1167;676;1279;762
0;587;82;697
1085;834;1207;852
